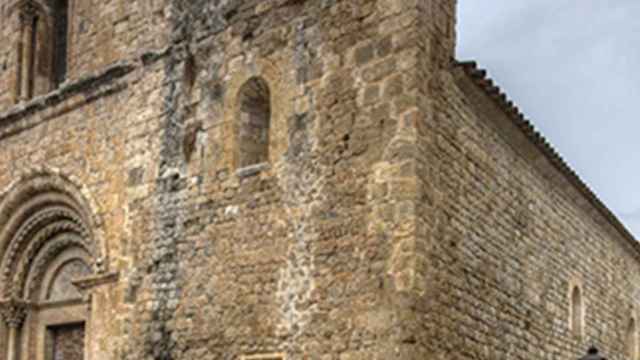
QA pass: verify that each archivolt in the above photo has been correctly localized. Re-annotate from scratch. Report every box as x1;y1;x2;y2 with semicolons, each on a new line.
0;167;106;300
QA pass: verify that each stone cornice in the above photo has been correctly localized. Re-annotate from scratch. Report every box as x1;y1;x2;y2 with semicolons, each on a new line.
0;61;135;140
72;271;119;291
0;45;174;140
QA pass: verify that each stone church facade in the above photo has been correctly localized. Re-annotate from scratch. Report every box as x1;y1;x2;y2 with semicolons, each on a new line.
0;0;637;359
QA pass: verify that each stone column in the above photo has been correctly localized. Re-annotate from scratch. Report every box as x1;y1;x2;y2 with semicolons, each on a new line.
85;293;94;360
18;3;38;102
14;19;25;103
1;300;28;360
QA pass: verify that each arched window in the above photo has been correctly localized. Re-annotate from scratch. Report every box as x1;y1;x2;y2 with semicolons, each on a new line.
52;0;69;87
16;2;39;101
628;318;638;360
15;0;70;102
236;77;271;169
570;285;583;336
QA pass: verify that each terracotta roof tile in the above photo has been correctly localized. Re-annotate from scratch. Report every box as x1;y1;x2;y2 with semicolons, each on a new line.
454;60;640;253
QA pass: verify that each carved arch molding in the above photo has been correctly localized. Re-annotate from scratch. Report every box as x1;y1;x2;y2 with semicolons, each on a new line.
0;170;113;360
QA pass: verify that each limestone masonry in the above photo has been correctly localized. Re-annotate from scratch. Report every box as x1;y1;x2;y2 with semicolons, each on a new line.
0;0;637;359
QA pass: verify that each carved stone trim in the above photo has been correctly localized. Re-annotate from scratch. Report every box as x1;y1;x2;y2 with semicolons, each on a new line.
3;217;89;287
72;271;118;310
18;0;39;24
0;188;98;298
21;236;89;300
72;271;119;292
0;170;108;273
0;298;32;328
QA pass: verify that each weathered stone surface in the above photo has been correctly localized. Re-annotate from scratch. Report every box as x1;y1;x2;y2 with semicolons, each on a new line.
0;1;635;360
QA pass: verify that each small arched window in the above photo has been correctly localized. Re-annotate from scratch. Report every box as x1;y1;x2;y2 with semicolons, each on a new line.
628;317;638;360
236;77;271;169
15;0;70;102
570;285;583;336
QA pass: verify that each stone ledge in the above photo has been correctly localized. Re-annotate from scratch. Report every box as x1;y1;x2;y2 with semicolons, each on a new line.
72;271;120;291
35;298;85;310
241;353;286;360
0;61;136;138
235;162;271;178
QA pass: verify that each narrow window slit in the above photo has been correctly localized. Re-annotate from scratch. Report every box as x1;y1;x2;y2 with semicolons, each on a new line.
236;77;271;169
570;285;583;336
53;0;69;88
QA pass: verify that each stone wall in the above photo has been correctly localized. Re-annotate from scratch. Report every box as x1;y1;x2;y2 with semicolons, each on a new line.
0;0;438;359
0;2;21;107
407;61;640;360
0;0;638;359
119;1;434;359
0;0;169;352
0;0;167;108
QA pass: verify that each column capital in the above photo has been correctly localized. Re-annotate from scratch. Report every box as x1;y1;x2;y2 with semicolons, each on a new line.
18;0;39;24
0;298;30;328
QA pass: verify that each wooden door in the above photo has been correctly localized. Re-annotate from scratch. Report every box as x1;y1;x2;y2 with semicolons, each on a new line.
51;323;85;360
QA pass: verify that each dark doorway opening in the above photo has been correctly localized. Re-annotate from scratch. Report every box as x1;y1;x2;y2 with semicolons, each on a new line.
47;322;85;360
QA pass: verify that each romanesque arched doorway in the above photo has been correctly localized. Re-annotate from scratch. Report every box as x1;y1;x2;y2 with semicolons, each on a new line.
0;170;109;360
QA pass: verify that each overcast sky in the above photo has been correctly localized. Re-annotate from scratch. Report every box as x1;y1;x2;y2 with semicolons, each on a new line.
456;1;640;238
